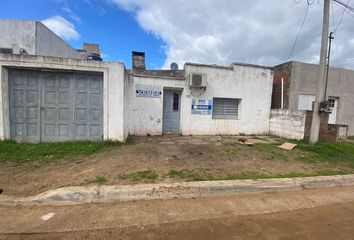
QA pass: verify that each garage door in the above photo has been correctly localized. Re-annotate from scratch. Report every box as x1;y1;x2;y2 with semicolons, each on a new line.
9;69;103;143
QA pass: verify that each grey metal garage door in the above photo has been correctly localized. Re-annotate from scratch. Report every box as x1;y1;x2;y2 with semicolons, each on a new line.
9;69;103;143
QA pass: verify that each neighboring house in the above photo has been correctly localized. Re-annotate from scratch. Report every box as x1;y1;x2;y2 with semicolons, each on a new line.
0;19;100;59
272;61;354;136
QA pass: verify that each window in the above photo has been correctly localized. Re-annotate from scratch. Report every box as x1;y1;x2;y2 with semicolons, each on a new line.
298;94;315;110
173;93;179;111
329;98;336;108
212;98;240;119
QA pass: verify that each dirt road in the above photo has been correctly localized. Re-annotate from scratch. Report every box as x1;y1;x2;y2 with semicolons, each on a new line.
1;186;354;239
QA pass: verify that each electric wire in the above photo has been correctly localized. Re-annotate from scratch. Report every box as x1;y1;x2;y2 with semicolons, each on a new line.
333;0;351;32
286;2;312;61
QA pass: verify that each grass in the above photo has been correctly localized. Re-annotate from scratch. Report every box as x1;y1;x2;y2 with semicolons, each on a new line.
119;170;158;183
227;148;237;156
166;169;346;182
296;141;354;168
82;176;108;185
166;169;207;181
253;143;289;160
0;140;128;165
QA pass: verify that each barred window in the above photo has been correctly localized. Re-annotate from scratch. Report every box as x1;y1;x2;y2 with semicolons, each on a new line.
212;98;240;119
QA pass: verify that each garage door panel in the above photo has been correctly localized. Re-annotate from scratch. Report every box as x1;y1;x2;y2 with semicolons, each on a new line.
59;74;72;89
27;73;39;88
9;70;41;142
75;124;87;137
44;108;58;121
10;69;103;142
26;107;38;120
44;124;56;137
59;108;71;121
59;92;71;104
59;124;70;137
13;89;24;104
27;123;38;136
90;109;101;122
75;108;87;121
44;91;57;105
26;90;39;104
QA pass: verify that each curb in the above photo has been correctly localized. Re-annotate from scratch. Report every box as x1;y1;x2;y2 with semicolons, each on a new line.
1;174;354;206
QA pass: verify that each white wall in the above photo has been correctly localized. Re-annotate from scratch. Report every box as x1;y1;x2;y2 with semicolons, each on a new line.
269;109;306;140
127;75;185;136
0;54;126;141
127;63;273;136
182;64;273;135
0;20;36;55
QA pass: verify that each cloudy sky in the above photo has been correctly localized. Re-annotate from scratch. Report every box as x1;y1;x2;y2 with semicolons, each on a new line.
1;0;354;69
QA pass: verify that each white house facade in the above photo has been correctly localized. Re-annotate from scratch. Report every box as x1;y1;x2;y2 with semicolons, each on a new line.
0;51;273;143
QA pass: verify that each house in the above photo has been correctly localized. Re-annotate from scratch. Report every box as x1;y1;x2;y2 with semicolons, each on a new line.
0;19;274;143
127;52;273;136
0;20;100;60
272;61;354;136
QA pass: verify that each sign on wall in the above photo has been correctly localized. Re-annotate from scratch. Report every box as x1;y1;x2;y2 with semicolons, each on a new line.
191;99;212;115
136;84;162;98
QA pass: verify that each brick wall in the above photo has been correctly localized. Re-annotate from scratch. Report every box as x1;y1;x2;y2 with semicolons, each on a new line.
272;63;291;109
269;109;306;140
304;111;329;141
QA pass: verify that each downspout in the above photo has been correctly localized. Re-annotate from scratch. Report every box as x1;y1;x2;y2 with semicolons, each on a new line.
281;78;284;109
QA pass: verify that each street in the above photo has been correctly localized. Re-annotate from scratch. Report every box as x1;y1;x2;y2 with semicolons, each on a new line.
1;186;354;239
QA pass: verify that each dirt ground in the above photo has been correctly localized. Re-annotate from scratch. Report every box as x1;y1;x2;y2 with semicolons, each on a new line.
1;186;354;240
0;135;351;196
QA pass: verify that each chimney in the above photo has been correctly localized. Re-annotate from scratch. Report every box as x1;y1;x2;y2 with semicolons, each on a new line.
83;43;100;56
132;51;146;70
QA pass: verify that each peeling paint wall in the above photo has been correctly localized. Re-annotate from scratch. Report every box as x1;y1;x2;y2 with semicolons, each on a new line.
0;54;126;141
269;109;306;140
127;63;273;136
0;20;36;55
126;75;185;136
182;64;273;135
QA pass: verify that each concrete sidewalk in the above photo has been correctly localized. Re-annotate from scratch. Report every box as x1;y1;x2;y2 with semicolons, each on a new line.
1;174;354;206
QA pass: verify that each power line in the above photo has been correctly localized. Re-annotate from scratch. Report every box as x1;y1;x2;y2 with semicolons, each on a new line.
286;3;311;61
333;0;351;32
333;0;354;12
333;0;354;17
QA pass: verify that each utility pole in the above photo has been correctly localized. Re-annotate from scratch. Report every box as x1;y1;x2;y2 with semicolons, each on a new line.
324;32;334;100
309;0;330;144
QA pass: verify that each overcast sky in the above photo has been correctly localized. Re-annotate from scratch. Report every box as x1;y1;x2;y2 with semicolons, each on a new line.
1;0;354;69
112;0;354;69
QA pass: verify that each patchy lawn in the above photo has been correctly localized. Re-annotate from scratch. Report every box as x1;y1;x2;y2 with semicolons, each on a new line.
0;135;353;196
0;140;128;165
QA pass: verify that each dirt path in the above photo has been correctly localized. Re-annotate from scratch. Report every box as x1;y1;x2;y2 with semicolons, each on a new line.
0;186;354;239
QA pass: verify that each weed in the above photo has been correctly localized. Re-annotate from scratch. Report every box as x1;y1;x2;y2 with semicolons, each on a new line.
228;148;237;156
167;169;215;181
119;170;158;183
166;169;347;182
82;176;108;185
253;144;288;160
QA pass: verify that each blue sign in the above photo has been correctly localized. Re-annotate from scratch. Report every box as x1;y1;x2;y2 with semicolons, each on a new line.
191;99;212;115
